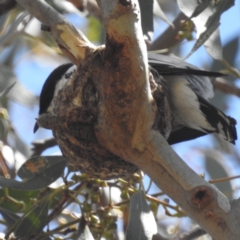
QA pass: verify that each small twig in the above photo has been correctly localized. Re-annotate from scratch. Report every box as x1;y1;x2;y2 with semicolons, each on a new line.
47;182;85;223
209;175;240;184
31;137;57;157
214;78;240;98
179;227;207;240
41;219;79;238
222;58;240;79
151;191;164;197
146;194;185;215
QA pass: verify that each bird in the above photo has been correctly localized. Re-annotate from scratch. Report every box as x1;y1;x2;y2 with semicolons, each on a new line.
33;54;237;145
148;53;237;145
33;63;76;133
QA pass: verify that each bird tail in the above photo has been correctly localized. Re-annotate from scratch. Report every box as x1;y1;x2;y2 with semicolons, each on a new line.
198;96;237;144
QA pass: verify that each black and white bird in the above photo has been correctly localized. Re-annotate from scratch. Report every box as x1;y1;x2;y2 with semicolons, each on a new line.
33;63;76;133
148;53;237;144
33;54;237;145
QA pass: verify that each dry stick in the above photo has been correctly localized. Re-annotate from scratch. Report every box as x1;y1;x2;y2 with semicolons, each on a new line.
209;175;240;184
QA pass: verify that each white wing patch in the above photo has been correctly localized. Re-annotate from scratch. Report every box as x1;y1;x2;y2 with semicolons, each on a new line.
167;77;214;132
47;65;77;112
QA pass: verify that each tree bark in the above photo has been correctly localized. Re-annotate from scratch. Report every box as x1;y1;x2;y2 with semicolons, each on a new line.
16;0;240;239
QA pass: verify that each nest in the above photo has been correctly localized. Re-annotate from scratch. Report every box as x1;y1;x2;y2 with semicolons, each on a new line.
48;53;170;180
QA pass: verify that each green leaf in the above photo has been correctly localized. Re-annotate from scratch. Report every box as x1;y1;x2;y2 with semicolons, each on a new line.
0;156;67;190
126;190;157;240
190;0;210;19
177;0;234;59
153;1;174;29
0;65;36;106
14;200;49;239
0;82;16;99
0;189;39;213
17;156;66;179
0;207;20;227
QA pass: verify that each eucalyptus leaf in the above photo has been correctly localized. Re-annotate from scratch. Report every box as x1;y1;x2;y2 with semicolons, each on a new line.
190;0;211;19
0;82;16;99
0;65;37;107
138;0;154;40
0;207;20;227
17;156;66;179
14;200;49;239
153;0;174;29
126;191;157;240
0;188;39;213
0;156;67;190
177;0;234;59
0;11;29;48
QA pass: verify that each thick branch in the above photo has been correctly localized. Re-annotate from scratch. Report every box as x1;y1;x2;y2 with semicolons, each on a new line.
125;133;239;239
93;1;240;239
16;0;95;64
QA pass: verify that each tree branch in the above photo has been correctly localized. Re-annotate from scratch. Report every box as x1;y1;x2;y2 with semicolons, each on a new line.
214;78;240;98
148;12;187;51
16;0;95;65
15;0;240;239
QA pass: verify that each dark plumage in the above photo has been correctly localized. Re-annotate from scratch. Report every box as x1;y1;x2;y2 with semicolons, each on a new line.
148;53;226;77
148;53;237;145
33;63;75;133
